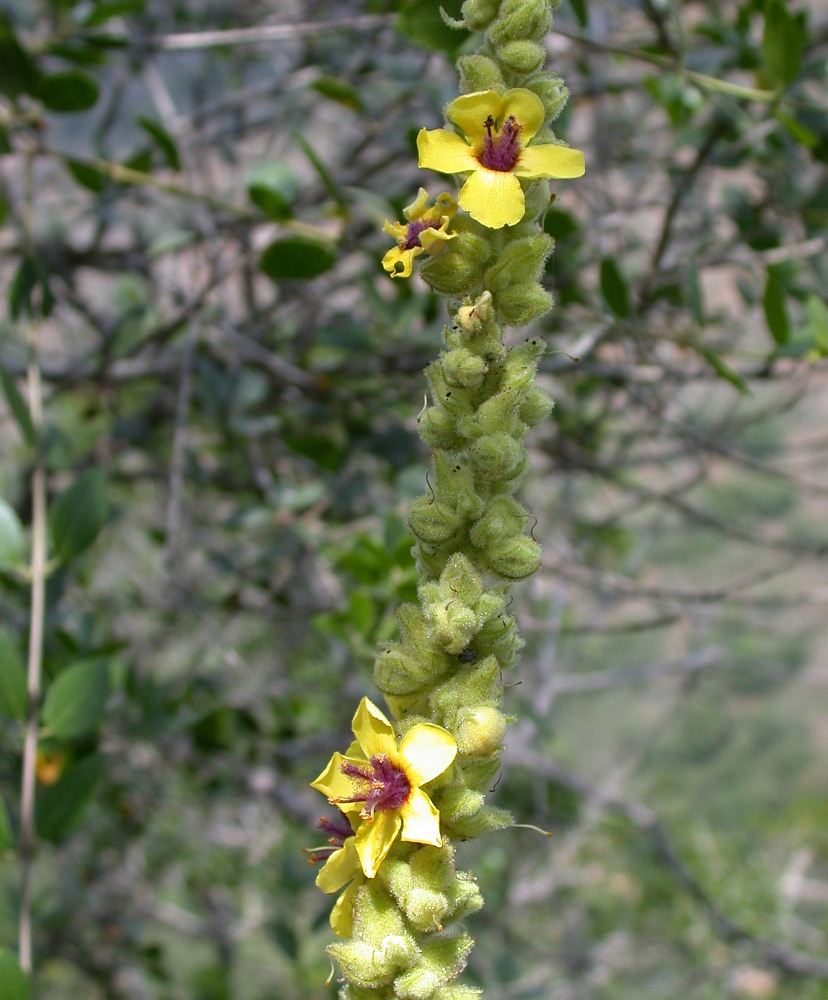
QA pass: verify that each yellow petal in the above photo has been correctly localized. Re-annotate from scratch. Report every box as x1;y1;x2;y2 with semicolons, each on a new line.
400;788;442;847
417;128;479;175
458;169;525;229
382;219;408;241
316;838;361;893
515;144;586;180
354;809;401;878
311;753;371;809
352;697;398;758
399;723;457;785
434;192;458;217
418;228;455;254
446;90;504;143
330;877;361;938
500;88;545;143
383;246;422;278
403;187;430;221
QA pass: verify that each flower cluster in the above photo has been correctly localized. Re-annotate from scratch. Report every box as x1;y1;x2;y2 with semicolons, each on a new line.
310;697;457;933
382;87;585;275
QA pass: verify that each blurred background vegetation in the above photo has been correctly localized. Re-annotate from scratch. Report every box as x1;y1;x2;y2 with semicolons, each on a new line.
0;0;827;998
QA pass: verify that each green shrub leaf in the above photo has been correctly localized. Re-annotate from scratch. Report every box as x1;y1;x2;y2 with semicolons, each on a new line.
50;468;108;563
260;237;336;280
42;659;110;739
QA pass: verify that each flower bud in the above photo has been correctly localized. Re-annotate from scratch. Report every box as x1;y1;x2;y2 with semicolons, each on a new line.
485;535;542;579
461;0;501;30
488;0;553;45
418;405;465;451
419;229;490;295
493;39;545;74
521;177;552;219
425;362;476;417
441;348;488;388
394;934;474;1000
496;281;554;325
408;497;463;544
374;642;445;695
457;54;505;93
526;72;569;119
519;384;554;427
469;431;525;482
456;706;507;755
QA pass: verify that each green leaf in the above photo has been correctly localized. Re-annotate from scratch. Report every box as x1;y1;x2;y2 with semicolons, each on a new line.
245;161;299;221
763;268;790;347
311;77;365;111
698;347;752;395
260;237;337;281
64;158;106;192
0;368;37;446
762;0;803;88
0;794;13;853
82;0;145;26
568;0;589;28
42;659;110;739
137;116;181;171
0;629;27;720
36;754;104;842
599;257;631;318
0;21;42;99
50;468;108;563
396;0;465;55
775;111;818;148
9;256;55;320
0;499;25;572
805;295;828;355
39;70;100;112
0;948;29;1000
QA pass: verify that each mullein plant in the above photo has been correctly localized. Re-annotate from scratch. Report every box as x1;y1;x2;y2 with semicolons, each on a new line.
309;1;585;996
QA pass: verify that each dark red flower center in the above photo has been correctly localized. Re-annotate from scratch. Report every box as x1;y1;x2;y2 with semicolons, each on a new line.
336;754;411;817
478;114;522;171
402;219;439;251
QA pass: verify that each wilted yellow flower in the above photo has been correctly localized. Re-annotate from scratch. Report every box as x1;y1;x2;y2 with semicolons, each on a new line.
382;188;457;278
417;88;585;229
311;697;457;878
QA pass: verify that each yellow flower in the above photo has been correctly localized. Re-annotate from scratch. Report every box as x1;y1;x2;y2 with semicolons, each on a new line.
311;697;457;878
382;188;457;278
417;88;585;230
306;811;364;938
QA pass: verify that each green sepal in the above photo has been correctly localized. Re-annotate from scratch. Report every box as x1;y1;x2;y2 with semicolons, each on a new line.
432;454;485;521
488;0;553;46
435;785;486;823
425;361;477;418
469;497;530;549
419;227;490;296
445;804;513;838
374;642;445;696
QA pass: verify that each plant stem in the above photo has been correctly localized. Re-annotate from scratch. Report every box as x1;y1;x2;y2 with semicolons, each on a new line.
18;349;46;977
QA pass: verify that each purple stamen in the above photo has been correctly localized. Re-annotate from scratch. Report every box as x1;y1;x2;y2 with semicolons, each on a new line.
402;219;439;251
335;754;411;818
478;114;522;172
307;811;354;864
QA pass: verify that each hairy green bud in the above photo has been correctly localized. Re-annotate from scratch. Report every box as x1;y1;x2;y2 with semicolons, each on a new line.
497;281;554;325
441;347;489;388
519;384;554;426
461;0;501;30
488;0;553;45
525;72;569;118
408;497;463;544
394;933;475;1000
493;39;545;74
469;431;526;482
457;53;505;93
456;705;507;755
418;405;466;451
485;535;542;578
375;642;446;695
